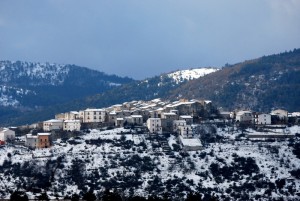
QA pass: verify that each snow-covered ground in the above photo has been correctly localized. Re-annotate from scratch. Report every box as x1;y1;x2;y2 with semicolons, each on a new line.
0;126;299;200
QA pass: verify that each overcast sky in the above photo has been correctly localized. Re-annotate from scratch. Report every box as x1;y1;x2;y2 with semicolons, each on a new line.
0;0;300;79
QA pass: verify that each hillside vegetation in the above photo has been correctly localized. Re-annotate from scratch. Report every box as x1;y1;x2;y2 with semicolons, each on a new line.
169;49;300;112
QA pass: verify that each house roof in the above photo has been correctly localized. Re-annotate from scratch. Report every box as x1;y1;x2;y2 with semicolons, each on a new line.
26;134;38;139
44;119;63;123
163;112;177;116
180;115;193;119
131;115;143;118
38;133;51;136
172;101;195;107
236;111;252;116
179;136;202;147
64;120;81;123
85;108;105;112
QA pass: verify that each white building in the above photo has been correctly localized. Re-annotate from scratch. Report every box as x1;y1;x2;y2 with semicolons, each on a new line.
161;112;178;120
178;136;202;151
271;109;288;120
179;125;193;138
115;118;124;127
173;120;187;132
147;118;162;134
55;111;79;121
63;120;81;131
130;115;143;125
179;115;193;125
25;134;38;149
25;133;51;149
0;128;15;142
236;111;253;123
83;108;107;123
254;113;271;125
65;111;79;120
43;119;64;131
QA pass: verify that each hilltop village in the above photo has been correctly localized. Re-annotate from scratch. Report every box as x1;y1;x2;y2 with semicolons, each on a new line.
1;98;299;150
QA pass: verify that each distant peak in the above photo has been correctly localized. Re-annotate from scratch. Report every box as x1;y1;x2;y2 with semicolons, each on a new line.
167;67;219;83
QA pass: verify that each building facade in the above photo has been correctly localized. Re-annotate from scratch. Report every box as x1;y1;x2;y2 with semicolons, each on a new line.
147;118;162;134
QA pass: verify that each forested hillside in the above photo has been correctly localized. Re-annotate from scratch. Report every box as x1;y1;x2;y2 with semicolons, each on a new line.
168;49;300;112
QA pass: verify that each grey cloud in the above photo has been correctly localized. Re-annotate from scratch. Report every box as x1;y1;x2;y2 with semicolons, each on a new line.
0;0;299;79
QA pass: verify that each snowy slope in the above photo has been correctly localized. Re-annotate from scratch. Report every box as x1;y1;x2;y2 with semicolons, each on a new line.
167;68;219;84
0;61;69;86
0;60;133;119
0;126;299;200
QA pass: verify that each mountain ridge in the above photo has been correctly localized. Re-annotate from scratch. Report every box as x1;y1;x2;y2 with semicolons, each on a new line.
0;60;133;108
0;66;217;126
1;49;300;126
167;49;300;112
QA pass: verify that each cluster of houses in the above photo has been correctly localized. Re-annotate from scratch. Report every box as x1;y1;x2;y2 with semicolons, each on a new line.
0;128;51;149
35;98;214;150
221;109;300;125
1;98;299;150
44;98;213;133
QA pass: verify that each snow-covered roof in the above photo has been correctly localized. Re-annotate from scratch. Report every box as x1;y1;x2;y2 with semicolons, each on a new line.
38;133;51;136
131;115;143;118
26;134;38;139
64;120;81;123
172;101;196;107
236;111;252;116
163;112;177;116
151;98;161;103
180;115;193;119
204;100;212;104
289;112;300;117
44;119;63;123
179;136;202;147
174;120;186;124
69;111;79;114
85;108;105;112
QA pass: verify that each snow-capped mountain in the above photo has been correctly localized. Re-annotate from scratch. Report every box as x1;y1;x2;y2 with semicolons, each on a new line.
168;49;300;112
0;60;133;123
0;61;69;86
167;67;219;84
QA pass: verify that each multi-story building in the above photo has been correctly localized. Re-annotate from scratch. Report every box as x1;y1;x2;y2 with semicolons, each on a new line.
179;125;193;138
25;133;51;149
63;120;81;131
0;128;15;143
235;111;253;123
83;109;107;123
125;115;143;126
179;115;193;125
254;113;271;125
147;118;162;134
43;119;63;131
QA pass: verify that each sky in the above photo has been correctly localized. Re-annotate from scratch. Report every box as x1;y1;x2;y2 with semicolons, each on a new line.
0;0;300;80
